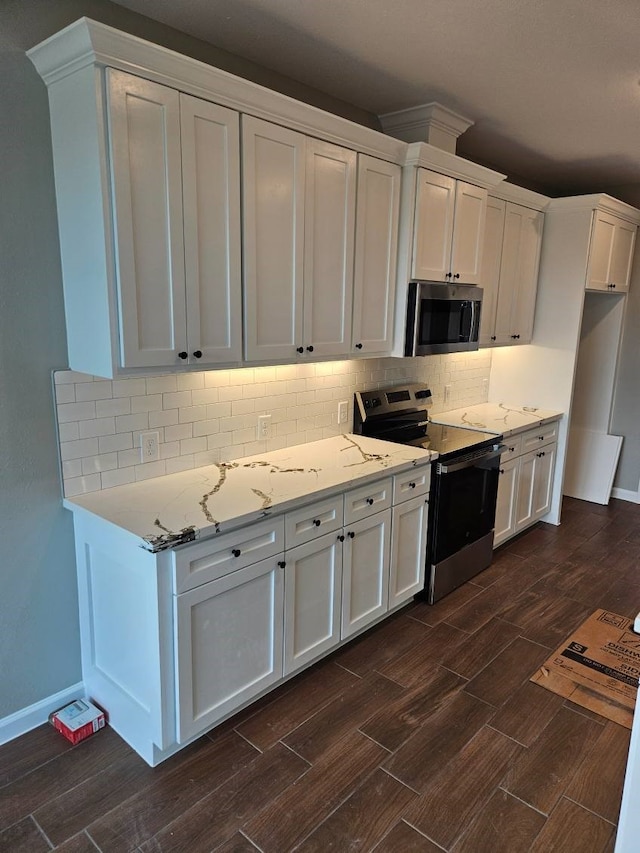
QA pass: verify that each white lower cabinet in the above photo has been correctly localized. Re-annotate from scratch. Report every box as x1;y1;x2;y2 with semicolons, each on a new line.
283;532;342;675
174;556;284;743
389;494;429;609
341;510;392;639
494;425;558;547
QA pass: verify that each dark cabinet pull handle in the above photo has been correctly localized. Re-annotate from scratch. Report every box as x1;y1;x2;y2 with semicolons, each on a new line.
313;519;321;527
509;446;515;452
348;531;355;539
337;534;345;542
193;350;202;359
178;351;188;360
232;548;241;557
355;343;363;350
537;451;546;458
296;346;304;354
307;345;314;352
366;497;374;505
278;560;286;568
491;335;496;341
445;272;452;279
500;468;505;474
539;436;544;441
453;273;460;279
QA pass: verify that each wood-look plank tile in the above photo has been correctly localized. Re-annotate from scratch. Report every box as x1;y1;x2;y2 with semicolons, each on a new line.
242;730;387;853
500;590;593;649
404;725;522;849
0;726;131;832
527;797;615;853
409;582;483;627
235;660;359;750
471;550;526;588
86;731;259;853
445;575;521;634
360;665;465;751
373;821;442;852
565;721;631;823
504;706;603;815
282;672;403;763
464;636;550;707
0;816;51;852
51;831;102;852
0;723;73;787
212;834;259;853
489;680;565;746
441;617;521;679
383;691;495;793
138;743;308;853
375;622;467;687
333;612;431;676
450;789;545;853
295;768;416;851
598;577;640;619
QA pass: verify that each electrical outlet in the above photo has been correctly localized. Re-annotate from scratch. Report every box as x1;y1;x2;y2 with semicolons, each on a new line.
257;414;272;440
443;384;451;405
140;431;159;463
338;401;349;424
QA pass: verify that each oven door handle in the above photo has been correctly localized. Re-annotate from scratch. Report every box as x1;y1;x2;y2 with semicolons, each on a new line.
438;445;505;474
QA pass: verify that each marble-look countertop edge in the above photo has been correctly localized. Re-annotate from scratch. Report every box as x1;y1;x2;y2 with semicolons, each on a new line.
431;403;563;438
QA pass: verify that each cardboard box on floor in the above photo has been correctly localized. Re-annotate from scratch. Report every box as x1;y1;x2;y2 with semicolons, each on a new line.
531;609;640;729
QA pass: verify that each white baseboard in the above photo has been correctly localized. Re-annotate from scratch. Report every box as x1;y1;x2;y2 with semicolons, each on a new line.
0;682;85;746
611;487;640;504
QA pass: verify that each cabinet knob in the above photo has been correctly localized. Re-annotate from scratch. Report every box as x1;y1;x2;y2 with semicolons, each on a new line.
511;334;518;339
193;350;202;359
366;497;374;505
355;343;363;350
491;335;497;341
537;451;546;458
178;351;188;360
445;271;452;279
499;468;505;474
453;273;460;279
539;436;544;441
337;534;345;542
232;548;241;557
348;531;355;539
313;519;321;527
306;345;314;353
278;560;286;568
409;482;416;489
296;346;304;354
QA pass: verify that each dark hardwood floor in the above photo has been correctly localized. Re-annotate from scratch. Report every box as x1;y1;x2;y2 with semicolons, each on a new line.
2;496;638;852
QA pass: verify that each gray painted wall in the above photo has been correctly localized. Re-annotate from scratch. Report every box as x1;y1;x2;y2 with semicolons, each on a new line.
0;0;378;721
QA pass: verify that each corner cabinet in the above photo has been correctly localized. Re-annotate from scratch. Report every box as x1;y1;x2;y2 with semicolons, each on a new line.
29;22;405;377
479;195;545;347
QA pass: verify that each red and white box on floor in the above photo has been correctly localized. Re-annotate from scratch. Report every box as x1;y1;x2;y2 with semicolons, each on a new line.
49;699;106;745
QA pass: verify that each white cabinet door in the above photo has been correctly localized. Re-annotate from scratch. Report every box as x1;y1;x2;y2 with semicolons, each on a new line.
515;449;536;533
352;155;401;355
412;169;456;282
532;443;556;521
180;95;242;366
243;116;305;361
174;556;284;742
304;139;356;358
479;197;506;346
341;510;391;639
283;532;342;675
107;70;187;368
498;203;544;344
389;495;428;608
494;456;519;547
587;211;636;292
450;181;488;285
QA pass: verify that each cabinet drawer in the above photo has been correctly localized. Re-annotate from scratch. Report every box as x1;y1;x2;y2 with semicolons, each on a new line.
344;478;392;525
500;434;523;461
393;465;431;504
285;495;344;549
520;422;558;453
172;516;284;593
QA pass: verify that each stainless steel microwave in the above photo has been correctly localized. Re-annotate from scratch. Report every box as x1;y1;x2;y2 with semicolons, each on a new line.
404;281;483;356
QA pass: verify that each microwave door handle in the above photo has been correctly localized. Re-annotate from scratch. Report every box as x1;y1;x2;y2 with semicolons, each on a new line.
468;300;477;338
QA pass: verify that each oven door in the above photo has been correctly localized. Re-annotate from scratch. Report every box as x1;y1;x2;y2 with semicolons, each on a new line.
429;448;501;566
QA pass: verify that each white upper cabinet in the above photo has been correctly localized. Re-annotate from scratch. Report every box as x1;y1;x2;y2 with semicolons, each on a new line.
242;117;306;362
480;198;544;347
412;168;487;285
587;211;637;292
352;155;401;355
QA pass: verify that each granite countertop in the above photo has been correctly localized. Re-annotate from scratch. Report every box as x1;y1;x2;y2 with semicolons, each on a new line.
64;434;435;552
430;402;563;437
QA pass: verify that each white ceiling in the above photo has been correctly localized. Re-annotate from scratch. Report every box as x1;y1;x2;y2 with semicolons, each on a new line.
110;0;640;202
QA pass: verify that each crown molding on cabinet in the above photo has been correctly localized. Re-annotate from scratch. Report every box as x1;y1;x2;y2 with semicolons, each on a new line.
489;182;550;211
404;141;505;189
28;17;406;164
546;193;640;224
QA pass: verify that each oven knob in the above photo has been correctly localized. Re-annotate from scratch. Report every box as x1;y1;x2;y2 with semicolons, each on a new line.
372;397;381;407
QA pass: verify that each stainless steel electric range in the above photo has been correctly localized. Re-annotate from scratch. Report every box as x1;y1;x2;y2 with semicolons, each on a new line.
354;384;504;603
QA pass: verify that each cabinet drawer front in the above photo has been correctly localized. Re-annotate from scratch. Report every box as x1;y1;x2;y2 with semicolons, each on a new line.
173;517;284;593
393;466;431;504
285;495;344;549
344;478;392;524
500;434;523;461
520;422;558;453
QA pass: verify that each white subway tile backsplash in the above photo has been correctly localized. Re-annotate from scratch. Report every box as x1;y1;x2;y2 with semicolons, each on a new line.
53;351;492;496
